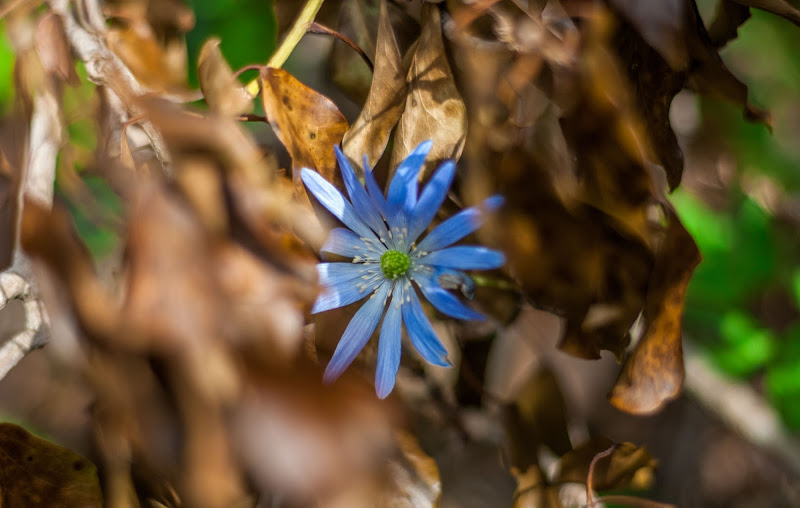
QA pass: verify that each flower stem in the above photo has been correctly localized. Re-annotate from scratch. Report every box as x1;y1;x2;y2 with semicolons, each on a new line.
245;0;325;96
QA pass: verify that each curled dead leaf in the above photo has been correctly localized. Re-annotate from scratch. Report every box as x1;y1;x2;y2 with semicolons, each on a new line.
197;38;253;117
342;0;407;172
260;67;348;203
391;4;467;181
610;209;700;414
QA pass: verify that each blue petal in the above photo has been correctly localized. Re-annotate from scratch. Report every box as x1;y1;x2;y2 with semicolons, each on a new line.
415;195;504;253
364;167;390;220
375;289;402;398
419;246;505;270
301;168;377;241
313;263;382;314
323;282;391;383
335;146;388;237
321;228;374;259
412;268;485;321
400;284;450;366
408;160;455;244
386;141;432;225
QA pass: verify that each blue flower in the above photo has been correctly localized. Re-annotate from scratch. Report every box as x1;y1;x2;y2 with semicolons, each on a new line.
301;141;505;398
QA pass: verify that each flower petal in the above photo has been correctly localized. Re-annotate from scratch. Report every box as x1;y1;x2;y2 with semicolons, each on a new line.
364;168;390;220
323;282;391;383
419;246;505;270
412;268;485;321
321;228;379;259
301;168;377;240
335;146;388;237
400;284;450;366
386;140;432;226
313;263;382;314
408;160;455;244
375;289;403;398
415;195;504;253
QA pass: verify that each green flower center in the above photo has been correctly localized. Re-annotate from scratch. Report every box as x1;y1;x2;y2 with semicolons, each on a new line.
380;250;410;280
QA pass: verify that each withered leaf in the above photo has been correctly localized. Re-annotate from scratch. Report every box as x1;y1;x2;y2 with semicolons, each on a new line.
342;0;407;172
731;0;800;26
610;209;700;414
35;13;80;85
330;0;380;103
0;423;102;507
375;431;441;508
511;466;562;508
197;38;252;117
106;25;187;94
609;0;688;70
260;67;348;202
556;437;657;492
391;4;467;181
707;1;751;48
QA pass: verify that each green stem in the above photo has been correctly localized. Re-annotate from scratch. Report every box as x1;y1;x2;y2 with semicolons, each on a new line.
245;0;325;96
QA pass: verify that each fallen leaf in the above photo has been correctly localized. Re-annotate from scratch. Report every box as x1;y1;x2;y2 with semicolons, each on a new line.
35;12;80;85
731;0;800;26
197;38;252;117
391;4;467;181
707;1;751;48
609;0;688;70
260;67;348;203
374;431;441;507
329;0;380;103
0;422;102;507
511;466;562;508
609;208;701;414
342;0;407;172
556;437;657;492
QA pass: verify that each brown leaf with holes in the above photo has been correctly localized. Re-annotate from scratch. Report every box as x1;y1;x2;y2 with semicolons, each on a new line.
342;0;407;172
707;1;751;48
610;209;700;414
0;422;103;507
197;38;252;117
261;67;348;203
556;437;657;492
731;0;800;26
391;4;467;181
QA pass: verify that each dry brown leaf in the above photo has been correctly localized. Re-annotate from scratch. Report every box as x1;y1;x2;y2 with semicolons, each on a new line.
556;437;657;492
197;38;252;117
707;1;751;48
609;209;700;414
608;210;699;413
35;12;80;85
391;4;467;181
373;431;441;508
106;24;187;94
731;0;800;25
341;0;407;172
511;466;562;508
260;67;349;202
609;0;688;70
0;422;103;507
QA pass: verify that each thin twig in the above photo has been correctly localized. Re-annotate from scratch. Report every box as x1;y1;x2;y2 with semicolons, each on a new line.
308;21;374;72
586;443;616;507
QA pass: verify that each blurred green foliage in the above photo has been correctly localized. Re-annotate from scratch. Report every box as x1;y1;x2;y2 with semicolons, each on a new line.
672;10;800;430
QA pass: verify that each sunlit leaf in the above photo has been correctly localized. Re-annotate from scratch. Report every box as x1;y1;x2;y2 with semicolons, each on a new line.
260;67;348;203
197;38;252;117
341;0;407;172
391;4;467;181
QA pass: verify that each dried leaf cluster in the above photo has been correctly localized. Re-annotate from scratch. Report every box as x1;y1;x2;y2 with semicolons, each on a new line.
0;0;793;506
